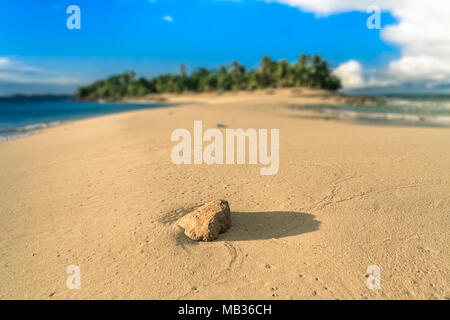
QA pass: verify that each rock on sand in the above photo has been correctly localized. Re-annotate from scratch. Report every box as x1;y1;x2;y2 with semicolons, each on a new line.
177;200;232;241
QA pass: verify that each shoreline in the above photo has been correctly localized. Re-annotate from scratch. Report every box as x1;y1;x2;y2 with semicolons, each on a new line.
91;88;383;105
0;88;374;143
0;99;171;143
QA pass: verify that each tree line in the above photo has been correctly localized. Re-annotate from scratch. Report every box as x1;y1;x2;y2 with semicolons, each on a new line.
76;54;341;100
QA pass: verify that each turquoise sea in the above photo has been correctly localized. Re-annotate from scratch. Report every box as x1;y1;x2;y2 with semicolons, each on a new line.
306;94;450;128
0;97;166;142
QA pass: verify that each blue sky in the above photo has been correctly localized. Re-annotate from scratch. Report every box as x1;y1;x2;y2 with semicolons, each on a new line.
0;0;401;95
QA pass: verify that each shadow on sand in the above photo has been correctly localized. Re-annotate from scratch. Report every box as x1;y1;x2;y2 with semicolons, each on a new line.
172;211;320;247
219;211;320;242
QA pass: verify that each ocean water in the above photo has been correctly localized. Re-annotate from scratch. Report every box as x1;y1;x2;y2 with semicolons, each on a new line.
306;94;450;128
0;97;166;142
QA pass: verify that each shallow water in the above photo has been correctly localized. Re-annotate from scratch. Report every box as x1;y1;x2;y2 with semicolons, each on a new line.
0;98;166;142
304;94;450;128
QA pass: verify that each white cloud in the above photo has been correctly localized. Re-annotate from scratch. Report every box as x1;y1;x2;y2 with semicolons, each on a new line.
163;15;173;23
332;60;364;88
270;0;369;15
0;57;81;85
272;0;450;89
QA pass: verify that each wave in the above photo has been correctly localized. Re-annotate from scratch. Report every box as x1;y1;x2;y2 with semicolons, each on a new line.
0;121;62;143
0;98;167;143
387;98;450;110
323;108;450;127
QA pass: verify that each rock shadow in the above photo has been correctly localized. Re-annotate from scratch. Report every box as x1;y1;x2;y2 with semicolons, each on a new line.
219;211;320;242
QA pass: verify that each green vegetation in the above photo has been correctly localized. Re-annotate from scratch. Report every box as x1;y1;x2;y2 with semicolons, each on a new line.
76;54;341;100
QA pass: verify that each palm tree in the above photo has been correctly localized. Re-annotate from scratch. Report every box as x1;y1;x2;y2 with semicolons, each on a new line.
179;64;187;77
310;54;325;87
192;68;211;92
121;71;136;86
229;60;246;90
260;55;274;87
274;59;289;87
217;65;231;92
246;70;261;90
76;53;341;100
294;53;309;86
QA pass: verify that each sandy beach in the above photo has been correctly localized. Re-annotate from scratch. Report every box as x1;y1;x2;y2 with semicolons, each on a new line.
0;89;449;299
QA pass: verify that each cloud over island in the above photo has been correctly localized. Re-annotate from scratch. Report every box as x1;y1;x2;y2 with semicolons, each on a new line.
272;0;450;90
